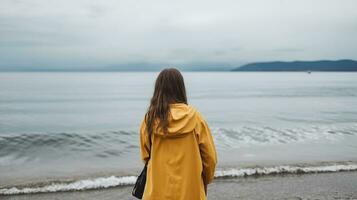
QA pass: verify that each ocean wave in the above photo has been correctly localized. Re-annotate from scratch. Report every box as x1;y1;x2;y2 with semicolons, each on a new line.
1;125;356;166
0;176;137;195
1;162;357;195
215;163;357;178
213;125;356;149
0;131;139;165
1;125;355;152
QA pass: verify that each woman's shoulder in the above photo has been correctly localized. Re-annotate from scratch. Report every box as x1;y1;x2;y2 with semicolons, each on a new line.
186;104;197;113
187;104;205;120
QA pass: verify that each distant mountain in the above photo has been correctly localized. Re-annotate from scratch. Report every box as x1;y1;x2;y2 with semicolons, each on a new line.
232;60;357;71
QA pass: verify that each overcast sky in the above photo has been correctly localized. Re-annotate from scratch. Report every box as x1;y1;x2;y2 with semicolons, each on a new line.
1;0;357;70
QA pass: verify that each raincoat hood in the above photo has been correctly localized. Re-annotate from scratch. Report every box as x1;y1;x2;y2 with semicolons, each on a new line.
155;103;197;137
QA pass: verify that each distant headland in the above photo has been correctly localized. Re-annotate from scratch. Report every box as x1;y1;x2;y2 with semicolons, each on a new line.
2;59;357;72
232;60;357;72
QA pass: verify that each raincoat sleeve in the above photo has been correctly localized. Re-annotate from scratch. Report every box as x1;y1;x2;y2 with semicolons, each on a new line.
140;119;150;164
195;112;217;185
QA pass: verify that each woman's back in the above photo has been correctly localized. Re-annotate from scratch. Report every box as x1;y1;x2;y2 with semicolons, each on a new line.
140;103;217;200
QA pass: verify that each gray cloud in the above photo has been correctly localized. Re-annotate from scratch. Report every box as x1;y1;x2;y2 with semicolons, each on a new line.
0;0;357;70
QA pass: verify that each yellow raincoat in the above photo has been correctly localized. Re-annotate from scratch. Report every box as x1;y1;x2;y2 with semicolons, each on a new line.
140;103;217;200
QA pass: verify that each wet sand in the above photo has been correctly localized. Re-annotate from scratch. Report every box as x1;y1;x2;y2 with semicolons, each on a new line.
2;171;357;200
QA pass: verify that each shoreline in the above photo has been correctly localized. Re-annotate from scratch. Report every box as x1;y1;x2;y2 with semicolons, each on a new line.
1;161;357;195
2;171;357;200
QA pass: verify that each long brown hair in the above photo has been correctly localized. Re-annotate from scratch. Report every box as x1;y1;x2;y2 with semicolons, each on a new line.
145;68;187;136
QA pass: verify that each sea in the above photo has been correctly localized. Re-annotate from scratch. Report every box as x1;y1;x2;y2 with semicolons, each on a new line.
0;72;357;195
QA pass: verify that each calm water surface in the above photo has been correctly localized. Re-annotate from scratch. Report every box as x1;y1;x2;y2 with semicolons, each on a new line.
0;72;357;185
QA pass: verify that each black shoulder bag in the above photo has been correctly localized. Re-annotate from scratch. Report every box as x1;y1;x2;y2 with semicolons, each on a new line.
132;132;152;199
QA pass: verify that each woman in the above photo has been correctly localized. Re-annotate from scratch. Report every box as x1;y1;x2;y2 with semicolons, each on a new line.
139;68;217;200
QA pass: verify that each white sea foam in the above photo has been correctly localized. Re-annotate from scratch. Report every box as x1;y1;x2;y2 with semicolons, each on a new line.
1;163;357;195
0;176;137;195
215;164;357;178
